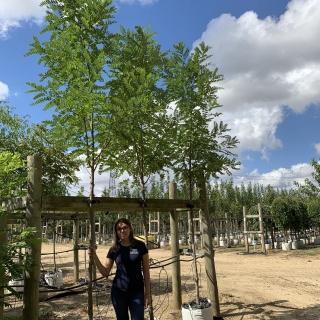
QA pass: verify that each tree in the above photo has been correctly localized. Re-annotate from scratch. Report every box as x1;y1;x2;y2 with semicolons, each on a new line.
307;198;320;235
165;41;240;309
25;1;117;318
294;158;320;198
271;196;308;241
106;25;171;242
0;103;80;196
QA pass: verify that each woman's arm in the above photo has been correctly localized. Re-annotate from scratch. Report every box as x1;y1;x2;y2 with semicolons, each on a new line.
88;246;114;278
142;253;151;308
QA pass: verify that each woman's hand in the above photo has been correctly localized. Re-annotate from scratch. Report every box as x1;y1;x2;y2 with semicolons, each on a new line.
144;294;151;309
87;246;97;258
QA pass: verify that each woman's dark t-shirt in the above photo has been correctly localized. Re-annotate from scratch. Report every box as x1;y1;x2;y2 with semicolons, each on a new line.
107;240;148;292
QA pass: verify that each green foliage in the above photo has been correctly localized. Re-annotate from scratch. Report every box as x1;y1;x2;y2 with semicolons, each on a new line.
106;25;171;199
307;198;320;228
271;196;308;237
0;227;41;300
294;158;320;198
0;103;80;196
26;0;118;187
165;41;240;200
0;152;26;198
0;103;30;154
247;204;274;233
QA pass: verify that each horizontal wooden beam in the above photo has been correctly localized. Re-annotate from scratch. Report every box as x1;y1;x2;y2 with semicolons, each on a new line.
243;231;261;234
2;196;200;213
41;196;200;212
1;197;27;211
245;214;274;219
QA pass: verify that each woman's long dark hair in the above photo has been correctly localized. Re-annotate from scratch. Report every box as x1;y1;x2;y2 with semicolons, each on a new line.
112;218;136;252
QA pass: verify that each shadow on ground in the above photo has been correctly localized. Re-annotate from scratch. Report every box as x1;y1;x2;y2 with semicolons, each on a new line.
221;300;320;320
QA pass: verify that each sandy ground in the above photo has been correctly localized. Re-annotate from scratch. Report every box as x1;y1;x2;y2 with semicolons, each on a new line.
4;241;320;320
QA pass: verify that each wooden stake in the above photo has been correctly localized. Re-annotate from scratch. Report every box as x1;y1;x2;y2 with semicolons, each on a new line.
169;182;182;309
23;156;42;320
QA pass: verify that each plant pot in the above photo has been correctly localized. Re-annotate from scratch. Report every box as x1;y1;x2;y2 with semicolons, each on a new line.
160;241;166;247
182;298;212;320
274;241;280;249
45;270;63;287
292;240;298;250
8;279;24;292
282;242;292;251
219;240;226;247
314;238;320;245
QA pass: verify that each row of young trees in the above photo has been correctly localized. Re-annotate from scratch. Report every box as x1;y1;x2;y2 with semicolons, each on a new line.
79;168;320;241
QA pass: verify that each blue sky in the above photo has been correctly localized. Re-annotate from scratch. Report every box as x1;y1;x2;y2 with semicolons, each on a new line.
0;0;319;196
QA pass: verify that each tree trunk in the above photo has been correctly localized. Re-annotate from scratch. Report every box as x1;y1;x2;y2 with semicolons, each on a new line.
198;177;222;318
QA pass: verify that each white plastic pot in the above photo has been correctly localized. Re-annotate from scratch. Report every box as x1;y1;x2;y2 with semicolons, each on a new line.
219;240;226;247
292;240;298;250
45;270;63;287
282;242;292;251
160;241;166;247
181;305;212;320
8;279;24;292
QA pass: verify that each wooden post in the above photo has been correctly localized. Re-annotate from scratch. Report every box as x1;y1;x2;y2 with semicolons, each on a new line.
0;214;7;319
187;211;192;250
243;206;249;252
60;223;63;243
98;217;102;245
23;155;42;320
198;178;222;319
169;182;182;309
73;217;80;283
157;212;160;247
225;212;229;246
258;203;266;253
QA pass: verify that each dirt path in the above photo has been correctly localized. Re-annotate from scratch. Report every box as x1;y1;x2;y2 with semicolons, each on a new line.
4;242;320;319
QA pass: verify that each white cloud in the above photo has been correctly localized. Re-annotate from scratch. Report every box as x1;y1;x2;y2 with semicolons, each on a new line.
0;81;9;100
0;0;46;39
194;0;320;159
217;106;284;159
218;162;315;190
314;143;320;156
69;165;131;197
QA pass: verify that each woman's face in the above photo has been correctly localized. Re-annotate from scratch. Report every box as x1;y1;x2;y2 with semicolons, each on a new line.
116;222;130;240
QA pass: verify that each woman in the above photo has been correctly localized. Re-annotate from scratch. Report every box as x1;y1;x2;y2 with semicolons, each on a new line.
88;218;151;320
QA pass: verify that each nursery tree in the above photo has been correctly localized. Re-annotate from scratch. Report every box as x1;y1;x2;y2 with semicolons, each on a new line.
25;0;117;318
307;198;320;235
106;27;171;318
106;25;171;243
165;41;240;312
271;196;308;240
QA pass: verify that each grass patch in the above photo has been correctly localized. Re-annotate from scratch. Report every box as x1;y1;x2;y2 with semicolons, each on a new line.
291;245;320;257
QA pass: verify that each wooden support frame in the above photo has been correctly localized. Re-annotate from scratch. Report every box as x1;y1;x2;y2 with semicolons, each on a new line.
1;156;221;320
243;203;267;254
